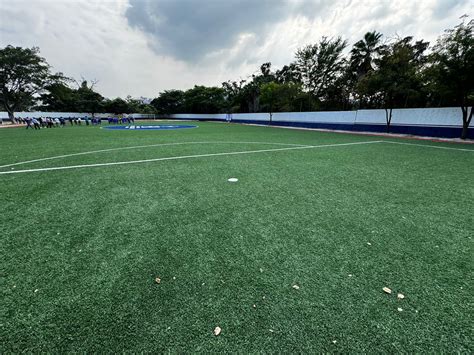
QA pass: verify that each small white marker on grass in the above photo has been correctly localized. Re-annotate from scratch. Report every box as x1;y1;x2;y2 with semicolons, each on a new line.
228;178;238;182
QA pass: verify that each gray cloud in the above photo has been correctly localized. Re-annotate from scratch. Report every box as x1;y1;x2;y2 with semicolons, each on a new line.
126;0;328;62
432;0;464;18
2;0;472;98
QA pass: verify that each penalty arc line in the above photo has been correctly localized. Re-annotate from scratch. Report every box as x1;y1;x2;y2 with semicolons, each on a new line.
0;140;382;175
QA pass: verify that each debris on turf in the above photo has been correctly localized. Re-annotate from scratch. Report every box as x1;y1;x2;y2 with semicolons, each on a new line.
332;340;337;344
228;178;238;182
259;268;263;273
155;277;161;284
397;307;403;312
253;304;256;309
348;274;353;277
397;293;405;299
367;242;372;246
34;289;39;293
213;326;221;336
173;276;176;280
269;329;274;333
293;284;300;290
383;287;392;294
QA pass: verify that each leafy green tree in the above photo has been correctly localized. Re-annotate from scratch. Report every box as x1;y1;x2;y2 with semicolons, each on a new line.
123;96;154;114
295;37;348;107
151;90;185;114
183;86;226;113
37;82;76;112
428;17;474;139
350;31;383;78
358;37;429;132
260;82;305;115
275;63;302;84
260;82;278;121
0;45;63;122
222;79;248;113
103;97;130;114
74;80;104;117
348;31;384;107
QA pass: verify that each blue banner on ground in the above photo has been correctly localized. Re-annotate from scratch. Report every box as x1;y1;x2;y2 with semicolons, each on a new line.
103;125;197;130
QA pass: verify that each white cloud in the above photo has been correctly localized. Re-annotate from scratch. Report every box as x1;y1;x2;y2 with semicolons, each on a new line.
0;0;472;98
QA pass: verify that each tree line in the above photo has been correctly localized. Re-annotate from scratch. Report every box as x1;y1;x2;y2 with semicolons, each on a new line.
1;18;472;137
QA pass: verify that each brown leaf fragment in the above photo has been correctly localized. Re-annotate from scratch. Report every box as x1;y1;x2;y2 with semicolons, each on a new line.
155;277;161;284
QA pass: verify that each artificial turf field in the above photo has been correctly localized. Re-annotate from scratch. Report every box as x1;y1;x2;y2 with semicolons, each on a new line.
0;121;473;352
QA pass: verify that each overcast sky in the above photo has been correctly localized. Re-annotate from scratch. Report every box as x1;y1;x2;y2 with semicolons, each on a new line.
0;0;472;99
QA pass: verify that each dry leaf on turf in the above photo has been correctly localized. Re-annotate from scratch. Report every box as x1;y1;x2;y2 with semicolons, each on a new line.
214;326;221;336
155;277;161;284
397;293;405;299
383;287;392;294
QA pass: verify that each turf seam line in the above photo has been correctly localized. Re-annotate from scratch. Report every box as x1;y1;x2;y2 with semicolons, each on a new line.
0;140;382;175
384;141;474;152
0;141;312;169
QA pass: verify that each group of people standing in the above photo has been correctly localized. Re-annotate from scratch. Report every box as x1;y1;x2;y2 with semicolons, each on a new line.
25;117;65;129
107;117;135;124
20;116;136;130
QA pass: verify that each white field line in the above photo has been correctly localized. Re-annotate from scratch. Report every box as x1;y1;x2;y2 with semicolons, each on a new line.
0;141;311;169
0;140;382;175
384;141;474;152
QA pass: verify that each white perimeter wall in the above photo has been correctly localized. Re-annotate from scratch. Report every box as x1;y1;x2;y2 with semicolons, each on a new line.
355;107;465;126
1;107;470;127
165;107;469;127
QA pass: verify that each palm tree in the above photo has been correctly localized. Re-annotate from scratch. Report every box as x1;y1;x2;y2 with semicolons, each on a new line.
350;31;383;78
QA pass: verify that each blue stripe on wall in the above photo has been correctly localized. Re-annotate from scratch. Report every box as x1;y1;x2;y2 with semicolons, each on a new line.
183;118;473;139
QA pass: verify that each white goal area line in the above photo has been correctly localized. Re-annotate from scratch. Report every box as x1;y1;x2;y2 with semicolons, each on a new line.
0;140;382;175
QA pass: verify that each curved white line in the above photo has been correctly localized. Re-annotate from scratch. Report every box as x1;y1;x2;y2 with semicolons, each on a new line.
0;141;311;169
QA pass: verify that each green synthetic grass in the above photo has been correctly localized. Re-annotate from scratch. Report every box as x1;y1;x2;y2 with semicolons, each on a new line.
0;121;473;352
